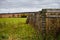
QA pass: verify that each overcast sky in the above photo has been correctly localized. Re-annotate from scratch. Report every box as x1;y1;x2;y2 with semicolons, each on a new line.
0;0;60;13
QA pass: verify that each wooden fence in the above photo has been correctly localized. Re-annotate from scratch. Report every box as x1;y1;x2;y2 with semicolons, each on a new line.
26;9;60;40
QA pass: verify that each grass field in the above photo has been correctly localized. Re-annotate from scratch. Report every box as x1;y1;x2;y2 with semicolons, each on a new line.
0;18;42;40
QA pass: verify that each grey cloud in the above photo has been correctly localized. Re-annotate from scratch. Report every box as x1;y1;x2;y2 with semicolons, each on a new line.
0;0;60;8
0;0;60;13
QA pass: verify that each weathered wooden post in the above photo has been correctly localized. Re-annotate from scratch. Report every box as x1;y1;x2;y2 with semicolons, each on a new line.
41;9;46;40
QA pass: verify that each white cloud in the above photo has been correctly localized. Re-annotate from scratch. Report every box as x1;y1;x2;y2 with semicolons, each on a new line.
0;8;41;13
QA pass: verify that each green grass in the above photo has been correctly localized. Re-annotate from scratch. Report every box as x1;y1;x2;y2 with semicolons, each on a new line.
0;18;42;40
0;18;26;23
